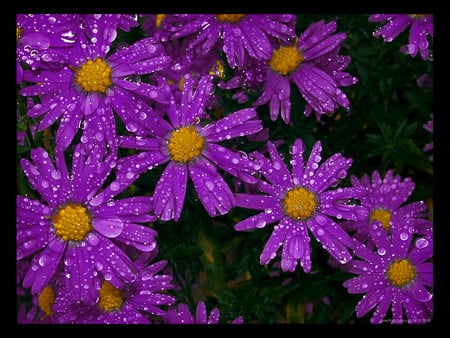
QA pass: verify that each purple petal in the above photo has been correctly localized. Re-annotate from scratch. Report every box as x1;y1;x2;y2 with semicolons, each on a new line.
260;218;290;264
201;108;262;141
234;193;280;211
189;157;235;217
93;217;124;238
355;289;384;318
153;161;187;221
23;247;64;295
114;223;157;252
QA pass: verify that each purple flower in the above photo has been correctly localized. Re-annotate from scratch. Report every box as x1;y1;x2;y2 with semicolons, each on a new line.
161;14;296;68
164;301;243;324
342;221;433;324
51;253;176;324
369;14;433;60
423;113;433;161
17;138;158;304
16;14;139;84
340;170;433;247
117;74;263;221
254;20;356;124
16;14;78;79
19;16;171;150
234;138;369;272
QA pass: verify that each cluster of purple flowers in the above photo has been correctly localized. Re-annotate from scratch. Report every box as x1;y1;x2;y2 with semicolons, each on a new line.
17;14;433;324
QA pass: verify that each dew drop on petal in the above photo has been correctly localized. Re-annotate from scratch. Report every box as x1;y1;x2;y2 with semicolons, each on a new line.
399;232;409;241
415;238;429;249
23;239;36;249
377;248;386;256
110;181;120;191
256;219;266;228
64;257;73;266
205;181;214;191
38;254;50;267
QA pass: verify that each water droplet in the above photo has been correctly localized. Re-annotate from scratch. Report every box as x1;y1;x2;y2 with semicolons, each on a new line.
205;181;215;191
64;257;74;266
110;181;120;191
38;255;50;267
377;248;386;256
400;232;409;241
41;180;49;188
256;219;266;228
23;239;36;249
415;238;429;249
362;283;368;288
317;228;325;236
89;192;104;206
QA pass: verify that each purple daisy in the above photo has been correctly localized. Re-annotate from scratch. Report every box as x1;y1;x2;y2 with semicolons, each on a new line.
17;137;158;304
116;74;263;221
164;301;244;324
161;14;296;69
234;138;369;272
423;113;433;161
369;14;433;60
340;170;433;247
18;15;171;150
16;14;139;84
51;252;176;324
16;14;79;84
342;221;433;324
254;20;356;124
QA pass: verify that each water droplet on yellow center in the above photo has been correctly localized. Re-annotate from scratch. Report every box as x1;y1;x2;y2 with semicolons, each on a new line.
370;208;391;231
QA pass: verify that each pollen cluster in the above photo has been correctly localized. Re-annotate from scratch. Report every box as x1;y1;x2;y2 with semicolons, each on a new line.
269;44;303;76
98;281;123;312
283;186;317;220
38;285;55;318
215;14;245;23
387;259;416;287
52;203;92;242
75;58;112;93
370;208;392;231
168;126;205;163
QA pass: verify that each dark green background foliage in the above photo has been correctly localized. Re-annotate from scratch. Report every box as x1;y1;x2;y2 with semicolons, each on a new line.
16;14;433;323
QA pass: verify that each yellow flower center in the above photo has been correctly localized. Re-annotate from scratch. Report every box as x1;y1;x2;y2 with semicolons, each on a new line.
410;14;426;20
98;281;123;312
370;208;391;231
215;14;245;23
168;126;205;163
52;203;92;242
75;58;112;93
283;186;318;220
38;285;55;319
155;14;166;28
209;60;225;79
387;259;416;287
269;41;303;76
16;26;22;42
